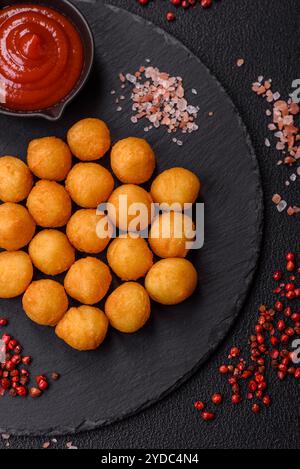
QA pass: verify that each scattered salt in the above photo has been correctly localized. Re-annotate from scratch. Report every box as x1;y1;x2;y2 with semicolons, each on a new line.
277;200;287;212
236;58;245;67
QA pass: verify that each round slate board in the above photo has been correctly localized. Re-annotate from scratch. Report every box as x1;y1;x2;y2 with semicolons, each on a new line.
0;2;263;435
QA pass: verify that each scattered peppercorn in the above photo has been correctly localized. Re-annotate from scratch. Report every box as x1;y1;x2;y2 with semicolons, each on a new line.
0;321;58;399
30;387;42;398
194;251;300;422
194;400;205;410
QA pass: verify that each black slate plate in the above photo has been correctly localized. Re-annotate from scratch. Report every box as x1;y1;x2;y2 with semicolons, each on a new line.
0;2;263;435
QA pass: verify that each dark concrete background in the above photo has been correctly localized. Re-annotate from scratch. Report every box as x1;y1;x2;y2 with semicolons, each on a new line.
3;0;300;449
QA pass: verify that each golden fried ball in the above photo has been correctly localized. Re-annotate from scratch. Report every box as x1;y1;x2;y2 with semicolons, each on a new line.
149;212;195;258
151;167;200;209
29;230;75;276
0;251;33;298
66;209;112;254
111;137;156;184
145;258;197;305
55;305;109;351
65;163;114;208
67;118;111;161
0;156;33;203
64;257;112;305
107;184;153;232
0;203;36;251
105;282;151;333
27;180;72;228
27;137;72;181
22;280;68;326
107;237;153;280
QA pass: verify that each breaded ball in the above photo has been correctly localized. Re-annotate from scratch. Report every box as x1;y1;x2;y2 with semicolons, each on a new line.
64;257;112;305
107;237;153;280
29;230;75;276
27;137;72;181
67;209;112;254
65;163;114;208
107;184;153;232
0;251;33;298
55;305;109;351
145;258;197;305
151;167;200;209
67;118;111;161
27;180;72;228
0;156;33;203
105;282;151;333
22;280;68;326
0;203;36;251
149;212;195;258
111;137;156;184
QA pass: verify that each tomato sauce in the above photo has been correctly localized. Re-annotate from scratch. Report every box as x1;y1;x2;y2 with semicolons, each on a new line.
0;4;84;111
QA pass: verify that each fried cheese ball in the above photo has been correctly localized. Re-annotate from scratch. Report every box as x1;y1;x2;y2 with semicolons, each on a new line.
105;282;151;333
27;137;72;181
145;258;197;305
65;163;114;208
0;156;33;203
0;251;33;298
55;305;109;351
111;137;156;184
107;184;153;232
66;209;112;254
64;257;112;305
67;118;111;161
149;212;195;258
151;167;200;209
0;203;36;251
29;230;75;276
107;237;153;281
27;180;72;228
22;280;68;326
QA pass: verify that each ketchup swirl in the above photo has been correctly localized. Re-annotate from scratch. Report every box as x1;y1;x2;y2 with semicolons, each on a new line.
0;4;84;111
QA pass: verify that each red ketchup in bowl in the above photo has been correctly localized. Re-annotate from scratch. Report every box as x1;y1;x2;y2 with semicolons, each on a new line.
0;4;84;111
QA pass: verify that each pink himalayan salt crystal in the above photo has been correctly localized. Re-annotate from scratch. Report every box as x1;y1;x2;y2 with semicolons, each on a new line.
119;65;199;136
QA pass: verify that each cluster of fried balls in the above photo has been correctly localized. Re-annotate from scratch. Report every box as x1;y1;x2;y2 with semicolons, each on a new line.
0;118;200;351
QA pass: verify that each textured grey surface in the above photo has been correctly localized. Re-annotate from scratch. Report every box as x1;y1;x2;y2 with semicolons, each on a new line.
1;0;299;449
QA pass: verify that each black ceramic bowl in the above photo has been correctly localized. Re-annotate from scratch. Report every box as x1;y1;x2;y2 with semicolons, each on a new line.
0;0;94;121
